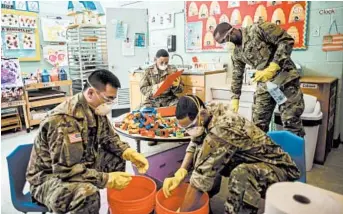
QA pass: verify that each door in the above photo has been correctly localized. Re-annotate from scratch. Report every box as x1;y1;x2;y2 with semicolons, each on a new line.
106;8;149;110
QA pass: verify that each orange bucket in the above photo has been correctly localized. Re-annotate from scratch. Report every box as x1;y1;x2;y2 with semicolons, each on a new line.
107;175;156;214
155;183;209;214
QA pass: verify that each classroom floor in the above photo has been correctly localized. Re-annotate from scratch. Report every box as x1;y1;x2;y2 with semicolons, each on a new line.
1;128;343;213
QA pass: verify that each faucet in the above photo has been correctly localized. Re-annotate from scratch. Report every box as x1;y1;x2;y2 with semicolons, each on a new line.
171;54;184;69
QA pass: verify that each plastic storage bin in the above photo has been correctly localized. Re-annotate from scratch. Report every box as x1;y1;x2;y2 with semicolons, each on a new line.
274;94;322;171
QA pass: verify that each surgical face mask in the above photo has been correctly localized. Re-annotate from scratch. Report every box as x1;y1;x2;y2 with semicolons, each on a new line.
158;64;168;71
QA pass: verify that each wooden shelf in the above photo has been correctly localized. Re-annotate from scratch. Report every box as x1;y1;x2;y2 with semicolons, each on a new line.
1;100;26;108
1;112;19;117
29;119;41;126
29;96;70;108
1;117;20;126
1;125;21;132
25;80;72;90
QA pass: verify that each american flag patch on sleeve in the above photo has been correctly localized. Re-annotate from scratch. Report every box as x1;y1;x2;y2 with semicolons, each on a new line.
68;133;82;143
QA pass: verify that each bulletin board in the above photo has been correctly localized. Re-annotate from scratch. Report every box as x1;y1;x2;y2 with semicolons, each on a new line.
1;9;41;61
185;1;309;52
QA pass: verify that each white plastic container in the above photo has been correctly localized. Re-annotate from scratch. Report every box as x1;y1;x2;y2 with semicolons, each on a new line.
274;94;323;171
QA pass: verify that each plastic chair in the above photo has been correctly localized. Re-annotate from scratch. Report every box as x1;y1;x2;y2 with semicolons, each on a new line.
7;144;49;213
267;131;306;183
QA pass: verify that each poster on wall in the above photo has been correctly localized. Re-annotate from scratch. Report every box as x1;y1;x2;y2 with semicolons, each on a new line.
1;58;23;88
185;1;308;52
41;18;70;42
1;10;40;61
149;12;174;31
43;45;68;66
186;22;203;51
135;33;146;48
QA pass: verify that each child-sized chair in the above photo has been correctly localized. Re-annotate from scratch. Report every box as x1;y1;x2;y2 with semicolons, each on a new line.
7;144;49;213
267;131;306;183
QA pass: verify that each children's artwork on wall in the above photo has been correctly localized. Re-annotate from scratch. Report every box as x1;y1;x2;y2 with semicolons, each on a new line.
1;13;19;27
41;18;70;42
43;45;68;66
21;33;36;49
1;10;40;61
188;2;198;17
5;33;19;49
185;1;309;52
15;1;27;11
1;58;23;88
19;15;37;28
27;1;39;12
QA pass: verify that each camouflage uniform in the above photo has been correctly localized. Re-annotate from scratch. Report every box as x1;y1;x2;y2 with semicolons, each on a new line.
140;64;184;108
231;22;305;137
187;103;300;214
26;93;130;214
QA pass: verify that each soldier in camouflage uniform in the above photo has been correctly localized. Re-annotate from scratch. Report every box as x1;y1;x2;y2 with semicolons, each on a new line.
214;22;305;137
26;70;149;214
140;49;184;108
163;95;300;213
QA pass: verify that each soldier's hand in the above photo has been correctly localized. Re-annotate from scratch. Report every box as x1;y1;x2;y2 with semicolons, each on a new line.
163;168;187;198
106;172;132;190
172;77;181;87
253;62;280;83
122;148;149;174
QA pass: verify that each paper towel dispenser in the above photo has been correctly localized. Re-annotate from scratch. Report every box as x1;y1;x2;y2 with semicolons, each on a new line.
167;35;176;52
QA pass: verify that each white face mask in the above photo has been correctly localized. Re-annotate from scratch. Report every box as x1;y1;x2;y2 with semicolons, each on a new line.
158;65;168;71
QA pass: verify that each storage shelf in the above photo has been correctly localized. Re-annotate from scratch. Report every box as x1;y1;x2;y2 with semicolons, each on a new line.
29;96;70;108
25;80;72;90
1;117;20;126
1;124;21;132
1;100;25;108
29;119;41;126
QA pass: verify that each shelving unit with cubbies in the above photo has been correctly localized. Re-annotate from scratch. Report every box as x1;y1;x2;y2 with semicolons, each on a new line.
24;80;73;132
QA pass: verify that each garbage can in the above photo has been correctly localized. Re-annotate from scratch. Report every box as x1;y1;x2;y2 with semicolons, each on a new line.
274;94;323;171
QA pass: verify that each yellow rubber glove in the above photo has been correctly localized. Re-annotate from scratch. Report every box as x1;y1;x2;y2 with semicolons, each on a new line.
253;62;280;83
163;168;188;198
172;77;181;87
106;172;132;190
123;148;149;174
231;98;239;113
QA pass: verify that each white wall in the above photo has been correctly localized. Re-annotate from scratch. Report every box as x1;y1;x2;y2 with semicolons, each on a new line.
105;1;230;65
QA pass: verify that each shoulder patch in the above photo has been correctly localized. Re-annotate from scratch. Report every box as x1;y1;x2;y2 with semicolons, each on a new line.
68;132;82;143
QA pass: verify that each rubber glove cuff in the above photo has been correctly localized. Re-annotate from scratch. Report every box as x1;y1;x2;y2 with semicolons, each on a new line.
122;148;136;161
174;168;188;181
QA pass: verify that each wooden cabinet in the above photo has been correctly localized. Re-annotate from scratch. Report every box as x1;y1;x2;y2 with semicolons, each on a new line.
300;76;338;164
129;70;227;110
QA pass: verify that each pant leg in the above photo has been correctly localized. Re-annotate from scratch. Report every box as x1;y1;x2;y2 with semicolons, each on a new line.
31;177;100;214
252;83;276;133
224;163;288;214
279;78;305;137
